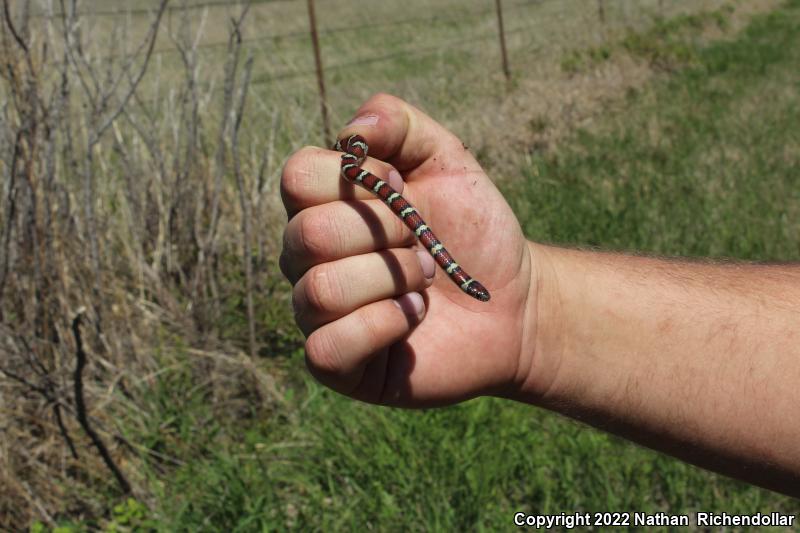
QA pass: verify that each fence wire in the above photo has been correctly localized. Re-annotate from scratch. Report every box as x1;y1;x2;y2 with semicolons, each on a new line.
23;0;667;132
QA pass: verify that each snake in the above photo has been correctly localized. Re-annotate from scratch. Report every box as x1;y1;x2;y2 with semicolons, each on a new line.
334;134;490;302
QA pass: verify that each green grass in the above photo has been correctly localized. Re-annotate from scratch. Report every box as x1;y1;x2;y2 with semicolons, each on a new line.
41;1;800;531
560;6;736;74
518;2;800;262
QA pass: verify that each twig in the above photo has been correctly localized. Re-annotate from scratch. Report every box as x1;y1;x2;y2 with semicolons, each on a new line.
71;308;131;494
19;480;54;526
2;0;29;53
92;0;169;141
0;129;22;310
194;5;249;328
306;0;330;143
232;53;256;358
0;367;50;397
207;6;249;247
2;357;181;467
0;365;80;460
60;0;100;103
53;403;79;459
68;0;168;336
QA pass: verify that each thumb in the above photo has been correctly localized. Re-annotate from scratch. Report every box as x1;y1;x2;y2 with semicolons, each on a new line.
336;93;482;178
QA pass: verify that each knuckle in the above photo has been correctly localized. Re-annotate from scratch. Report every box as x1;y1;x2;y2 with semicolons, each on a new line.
278;248;291;280
305;330;343;377
279;229;295;277
298;209;334;259
380;249;419;290
401;250;422;283
290;283;306;321
303;264;344;314
280;146;320;206
358;310;383;348
390;212;413;243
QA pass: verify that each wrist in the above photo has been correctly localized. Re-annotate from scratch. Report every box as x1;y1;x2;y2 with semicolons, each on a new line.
507;242;571;405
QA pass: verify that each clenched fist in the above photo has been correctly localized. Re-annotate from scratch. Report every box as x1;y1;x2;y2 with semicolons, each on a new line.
279;94;540;406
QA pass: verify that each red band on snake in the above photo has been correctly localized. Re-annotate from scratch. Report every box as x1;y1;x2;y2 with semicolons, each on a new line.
334;134;490;302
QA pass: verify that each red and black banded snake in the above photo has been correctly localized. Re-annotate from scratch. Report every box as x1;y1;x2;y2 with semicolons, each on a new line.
334;134;491;302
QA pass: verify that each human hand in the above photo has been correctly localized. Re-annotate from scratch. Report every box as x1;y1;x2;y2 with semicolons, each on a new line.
280;94;542;407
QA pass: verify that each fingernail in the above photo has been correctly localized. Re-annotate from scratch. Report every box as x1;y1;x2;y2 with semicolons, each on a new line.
388;169;404;191
393;292;425;321
416;250;435;282
347;114;379;126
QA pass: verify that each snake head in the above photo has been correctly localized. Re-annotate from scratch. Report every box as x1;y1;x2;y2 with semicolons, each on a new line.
334;135;369;159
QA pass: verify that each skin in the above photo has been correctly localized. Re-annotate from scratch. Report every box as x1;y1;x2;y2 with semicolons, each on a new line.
279;93;800;498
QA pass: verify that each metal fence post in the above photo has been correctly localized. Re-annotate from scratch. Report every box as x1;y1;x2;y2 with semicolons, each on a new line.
494;0;511;80
306;0;331;144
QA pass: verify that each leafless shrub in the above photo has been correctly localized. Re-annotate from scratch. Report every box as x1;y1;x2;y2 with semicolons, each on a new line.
0;0;281;526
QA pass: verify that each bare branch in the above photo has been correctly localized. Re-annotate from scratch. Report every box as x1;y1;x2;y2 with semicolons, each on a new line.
4;347;83;462
72;309;131;494
232;53;256;358
60;0;100;104
193;4;250;327
2;0;28;53
92;0;169;141
53;403;80;459
0;367;51;397
0;129;22;311
205;6;249;248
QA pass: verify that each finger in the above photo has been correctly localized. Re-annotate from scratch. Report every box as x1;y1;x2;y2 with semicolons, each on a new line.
336;93;483;176
304;293;426;395
281;145;404;218
280;198;418;283
292;248;435;335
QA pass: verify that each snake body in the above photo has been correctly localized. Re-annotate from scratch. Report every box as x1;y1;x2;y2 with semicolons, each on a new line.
335;134;490;302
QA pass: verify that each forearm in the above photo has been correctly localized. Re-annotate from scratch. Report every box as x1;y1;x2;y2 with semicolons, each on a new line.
520;242;800;496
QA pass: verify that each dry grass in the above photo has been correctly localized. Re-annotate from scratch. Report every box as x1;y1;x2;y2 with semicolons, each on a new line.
448;0;782;180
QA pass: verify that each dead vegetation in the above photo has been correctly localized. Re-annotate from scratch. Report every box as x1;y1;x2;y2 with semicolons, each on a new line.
0;0;286;526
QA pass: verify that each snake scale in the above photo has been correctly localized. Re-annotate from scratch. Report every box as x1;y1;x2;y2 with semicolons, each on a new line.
334;134;490;302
